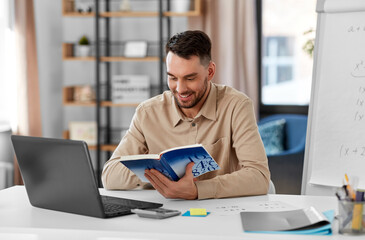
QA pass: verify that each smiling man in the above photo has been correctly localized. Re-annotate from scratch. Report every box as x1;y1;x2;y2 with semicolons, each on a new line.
102;30;270;200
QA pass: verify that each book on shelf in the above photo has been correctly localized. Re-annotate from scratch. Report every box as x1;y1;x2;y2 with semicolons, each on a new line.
120;144;220;182
112;75;150;104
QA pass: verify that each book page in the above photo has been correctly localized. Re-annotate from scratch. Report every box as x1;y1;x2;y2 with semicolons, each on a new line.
119;154;159;161
159;144;202;156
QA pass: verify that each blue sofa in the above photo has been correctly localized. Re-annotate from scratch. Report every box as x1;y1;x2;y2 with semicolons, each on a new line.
258;114;308;194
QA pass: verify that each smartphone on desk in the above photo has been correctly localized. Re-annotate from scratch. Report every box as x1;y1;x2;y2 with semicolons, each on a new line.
132;208;181;219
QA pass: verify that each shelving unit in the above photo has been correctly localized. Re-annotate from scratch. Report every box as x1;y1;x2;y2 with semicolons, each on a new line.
62;43;160;62
63;86;140;107
62;0;201;185
63;130;118;151
62;0;201;17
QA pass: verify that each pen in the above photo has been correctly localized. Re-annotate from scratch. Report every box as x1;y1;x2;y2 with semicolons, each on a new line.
342;185;349;198
336;186;347;200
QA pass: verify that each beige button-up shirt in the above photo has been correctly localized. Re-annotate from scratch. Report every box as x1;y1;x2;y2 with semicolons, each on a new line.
102;83;270;199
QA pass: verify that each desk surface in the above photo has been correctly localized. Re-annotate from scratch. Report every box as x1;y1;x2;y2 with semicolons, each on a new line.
0;186;362;240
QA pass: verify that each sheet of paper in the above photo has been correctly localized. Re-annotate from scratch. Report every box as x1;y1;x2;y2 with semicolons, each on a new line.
212;201;299;216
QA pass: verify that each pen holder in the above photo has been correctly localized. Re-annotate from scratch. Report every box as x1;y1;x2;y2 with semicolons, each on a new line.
338;200;365;235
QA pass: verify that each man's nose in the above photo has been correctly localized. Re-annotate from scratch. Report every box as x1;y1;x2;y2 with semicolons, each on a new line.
176;79;188;93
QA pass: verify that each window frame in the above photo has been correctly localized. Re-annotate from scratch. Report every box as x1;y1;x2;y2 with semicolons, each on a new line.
256;0;309;117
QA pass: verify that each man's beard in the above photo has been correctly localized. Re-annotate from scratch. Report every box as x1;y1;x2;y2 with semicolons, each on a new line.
173;77;209;109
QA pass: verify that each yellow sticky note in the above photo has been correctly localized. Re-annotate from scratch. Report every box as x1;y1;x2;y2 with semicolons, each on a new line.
190;208;207;216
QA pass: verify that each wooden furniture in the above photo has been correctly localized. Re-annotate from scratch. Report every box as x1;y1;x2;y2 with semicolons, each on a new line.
61;0;202;185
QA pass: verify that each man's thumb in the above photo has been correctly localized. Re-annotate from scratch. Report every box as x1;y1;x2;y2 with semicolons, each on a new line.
185;162;195;178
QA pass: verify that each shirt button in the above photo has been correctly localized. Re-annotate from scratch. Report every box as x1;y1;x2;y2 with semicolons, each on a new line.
192;123;196;127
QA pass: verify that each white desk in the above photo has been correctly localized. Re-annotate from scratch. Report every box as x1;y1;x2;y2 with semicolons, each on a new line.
0;186;362;240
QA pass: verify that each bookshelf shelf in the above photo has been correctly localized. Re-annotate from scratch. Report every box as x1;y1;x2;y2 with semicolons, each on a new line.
63;131;118;151
62;44;159;62
63;86;140;107
63;11;200;18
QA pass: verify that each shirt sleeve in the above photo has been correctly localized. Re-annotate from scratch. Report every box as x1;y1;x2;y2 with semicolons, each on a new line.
101;104;150;190
195;99;270;199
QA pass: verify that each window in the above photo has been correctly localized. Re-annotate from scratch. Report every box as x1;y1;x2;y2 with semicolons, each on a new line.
263;36;294;86
259;0;317;112
0;0;17;131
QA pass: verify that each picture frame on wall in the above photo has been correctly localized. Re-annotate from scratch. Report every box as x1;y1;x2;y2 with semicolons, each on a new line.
69;121;97;146
124;41;148;58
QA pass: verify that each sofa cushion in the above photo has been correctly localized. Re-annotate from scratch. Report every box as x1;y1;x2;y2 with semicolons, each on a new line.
258;119;286;155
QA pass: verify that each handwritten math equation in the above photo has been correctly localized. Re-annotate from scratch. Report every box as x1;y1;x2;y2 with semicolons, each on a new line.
351;60;365;78
354;86;365;121
351;60;365;121
348;25;365;33
339;144;365;159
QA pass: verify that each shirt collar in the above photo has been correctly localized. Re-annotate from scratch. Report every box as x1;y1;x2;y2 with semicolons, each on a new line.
171;82;217;127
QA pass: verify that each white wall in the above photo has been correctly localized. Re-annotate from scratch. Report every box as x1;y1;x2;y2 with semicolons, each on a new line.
29;0;191;174
33;0;188;141
34;0;63;138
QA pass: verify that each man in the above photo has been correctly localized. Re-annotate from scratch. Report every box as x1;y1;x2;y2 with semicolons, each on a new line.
102;30;270;200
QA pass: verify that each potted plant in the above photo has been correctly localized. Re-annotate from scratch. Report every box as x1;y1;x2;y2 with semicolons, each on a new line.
302;29;315;58
78;35;90;57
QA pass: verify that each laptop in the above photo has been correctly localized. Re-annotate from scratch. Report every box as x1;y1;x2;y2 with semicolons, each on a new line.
11;135;163;218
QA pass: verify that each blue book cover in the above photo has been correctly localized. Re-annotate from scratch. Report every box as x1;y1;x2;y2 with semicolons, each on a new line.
120;144;220;182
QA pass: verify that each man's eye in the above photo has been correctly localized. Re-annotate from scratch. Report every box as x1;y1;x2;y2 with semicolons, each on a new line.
187;78;195;81
169;76;177;81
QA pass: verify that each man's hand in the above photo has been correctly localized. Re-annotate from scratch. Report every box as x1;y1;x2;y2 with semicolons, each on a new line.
144;162;198;200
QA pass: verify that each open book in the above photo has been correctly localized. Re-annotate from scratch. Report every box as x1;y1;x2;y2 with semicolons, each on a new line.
120;144;220;182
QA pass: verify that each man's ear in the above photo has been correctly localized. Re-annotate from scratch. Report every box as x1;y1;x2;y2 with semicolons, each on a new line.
207;61;216;81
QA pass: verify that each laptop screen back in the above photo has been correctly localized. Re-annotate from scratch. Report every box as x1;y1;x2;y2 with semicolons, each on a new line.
11;135;106;218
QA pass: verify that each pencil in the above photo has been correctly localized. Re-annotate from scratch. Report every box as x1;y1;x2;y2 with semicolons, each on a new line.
345;173;349;184
351;191;364;232
344;174;356;200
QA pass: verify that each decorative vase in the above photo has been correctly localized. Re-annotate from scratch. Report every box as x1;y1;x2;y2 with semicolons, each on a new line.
78;45;90;57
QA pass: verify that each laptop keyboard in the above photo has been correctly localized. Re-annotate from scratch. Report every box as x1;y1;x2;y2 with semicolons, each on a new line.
101;195;163;217
103;203;131;213
101;195;162;209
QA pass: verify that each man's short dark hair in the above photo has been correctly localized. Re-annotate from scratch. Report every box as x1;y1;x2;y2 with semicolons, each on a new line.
165;30;212;66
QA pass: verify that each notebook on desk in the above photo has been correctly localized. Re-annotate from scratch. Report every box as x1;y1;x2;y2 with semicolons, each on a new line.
11;135;162;218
